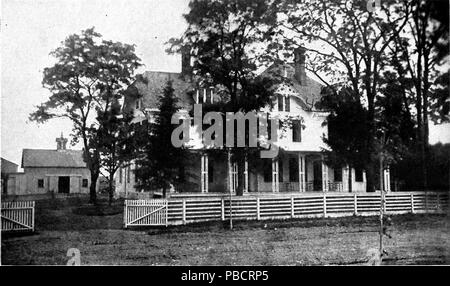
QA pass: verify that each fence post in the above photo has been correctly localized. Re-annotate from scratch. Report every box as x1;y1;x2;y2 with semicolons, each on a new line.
354;193;358;215
323;195;327;217
124;200;127;228
436;193;440;212
291;196;295;218
182;199;186;225
256;197;260;220
32;201;35;232
221;198;225;221
411;193;415;214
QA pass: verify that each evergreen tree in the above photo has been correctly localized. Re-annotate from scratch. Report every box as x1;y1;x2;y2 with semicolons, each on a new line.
134;80;185;197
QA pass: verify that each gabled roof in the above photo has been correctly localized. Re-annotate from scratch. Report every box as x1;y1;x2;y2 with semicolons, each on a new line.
1;158;18;174
22;149;87;168
259;62;324;110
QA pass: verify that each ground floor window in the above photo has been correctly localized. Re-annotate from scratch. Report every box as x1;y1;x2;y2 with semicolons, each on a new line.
278;160;283;182
263;159;272;182
355;168;364;182
289;157;299;182
82;178;88;188
334;168;342;182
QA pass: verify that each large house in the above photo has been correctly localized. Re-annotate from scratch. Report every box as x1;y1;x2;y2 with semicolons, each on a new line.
115;48;389;197
6;134;93;195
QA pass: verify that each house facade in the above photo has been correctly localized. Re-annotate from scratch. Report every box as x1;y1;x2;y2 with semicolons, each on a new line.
115;48;390;197
6;134;93;195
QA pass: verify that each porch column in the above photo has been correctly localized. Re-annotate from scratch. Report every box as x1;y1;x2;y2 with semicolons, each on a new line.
322;156;329;192
227;151;235;194
298;153;306;192
201;153;208;193
244;156;248;193
383;166;391;192
272;158;279;192
343;166;350;192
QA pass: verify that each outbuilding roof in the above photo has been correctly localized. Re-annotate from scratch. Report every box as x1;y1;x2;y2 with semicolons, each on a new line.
21;149;87;168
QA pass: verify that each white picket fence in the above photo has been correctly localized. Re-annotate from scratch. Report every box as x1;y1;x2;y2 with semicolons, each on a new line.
1;201;35;232
124;192;449;227
124;199;168;227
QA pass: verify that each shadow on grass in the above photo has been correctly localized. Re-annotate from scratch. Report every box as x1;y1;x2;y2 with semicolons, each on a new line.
133;213;448;236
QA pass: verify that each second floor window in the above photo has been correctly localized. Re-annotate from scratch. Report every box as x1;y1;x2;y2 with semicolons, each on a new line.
37;179;44;188
292;120;301;142
277;95;290;112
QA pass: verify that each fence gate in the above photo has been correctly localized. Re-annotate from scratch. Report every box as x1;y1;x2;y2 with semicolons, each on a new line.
124;199;168;227
1;201;35;232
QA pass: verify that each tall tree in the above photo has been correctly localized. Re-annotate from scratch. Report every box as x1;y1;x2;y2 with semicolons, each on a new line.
319;86;369;192
167;0;280;195
389;0;449;189
96;101;135;205
29;27;141;204
273;0;411;191
134;81;185;198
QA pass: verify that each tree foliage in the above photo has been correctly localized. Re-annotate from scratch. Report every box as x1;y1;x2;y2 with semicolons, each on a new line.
134;81;185;197
29;27;141;203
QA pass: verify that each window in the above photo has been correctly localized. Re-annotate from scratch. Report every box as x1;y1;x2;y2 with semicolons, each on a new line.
119;168;122;183
289;158;299;182
277;95;290;112
292;120;301;142
334;168;342;182
267;119;272;140
82;179;88;188
37;179;44;188
263;159;272;182
127;167;131;183
277;95;283;111
355;168;363;182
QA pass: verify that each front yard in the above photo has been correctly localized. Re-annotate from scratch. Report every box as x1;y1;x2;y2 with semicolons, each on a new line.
1;196;449;265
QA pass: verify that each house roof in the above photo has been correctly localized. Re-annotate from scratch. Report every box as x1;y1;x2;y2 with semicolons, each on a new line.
125;60;324;114
123;71;195;112
21;149;88;168
259;62;324;110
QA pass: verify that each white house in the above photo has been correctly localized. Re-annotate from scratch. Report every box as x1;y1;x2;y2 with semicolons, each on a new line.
115;48;389;197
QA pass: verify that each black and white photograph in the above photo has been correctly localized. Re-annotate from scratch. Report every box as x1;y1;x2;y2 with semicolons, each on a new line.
1;0;449;269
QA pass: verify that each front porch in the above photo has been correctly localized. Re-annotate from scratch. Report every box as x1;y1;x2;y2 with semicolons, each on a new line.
174;150;379;195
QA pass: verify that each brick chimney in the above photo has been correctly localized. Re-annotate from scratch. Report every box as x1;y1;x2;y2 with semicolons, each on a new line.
294;47;307;85
56;132;68;150
181;46;192;76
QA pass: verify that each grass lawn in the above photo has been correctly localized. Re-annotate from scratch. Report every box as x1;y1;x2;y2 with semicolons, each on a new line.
1;196;449;265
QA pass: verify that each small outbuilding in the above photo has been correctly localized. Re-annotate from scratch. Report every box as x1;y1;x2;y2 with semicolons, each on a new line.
6;134;93;195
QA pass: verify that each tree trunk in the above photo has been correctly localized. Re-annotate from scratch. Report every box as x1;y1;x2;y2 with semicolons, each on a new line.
89;171;99;205
108;177;114;206
366;160;376;192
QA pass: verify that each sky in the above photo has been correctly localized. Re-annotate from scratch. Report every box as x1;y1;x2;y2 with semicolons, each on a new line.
1;0;449;167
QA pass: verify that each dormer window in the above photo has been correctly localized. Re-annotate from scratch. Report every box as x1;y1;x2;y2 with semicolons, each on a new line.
277;95;290;112
195;88;214;104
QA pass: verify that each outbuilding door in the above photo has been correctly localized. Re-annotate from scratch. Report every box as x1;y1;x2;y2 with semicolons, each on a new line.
58;176;70;193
